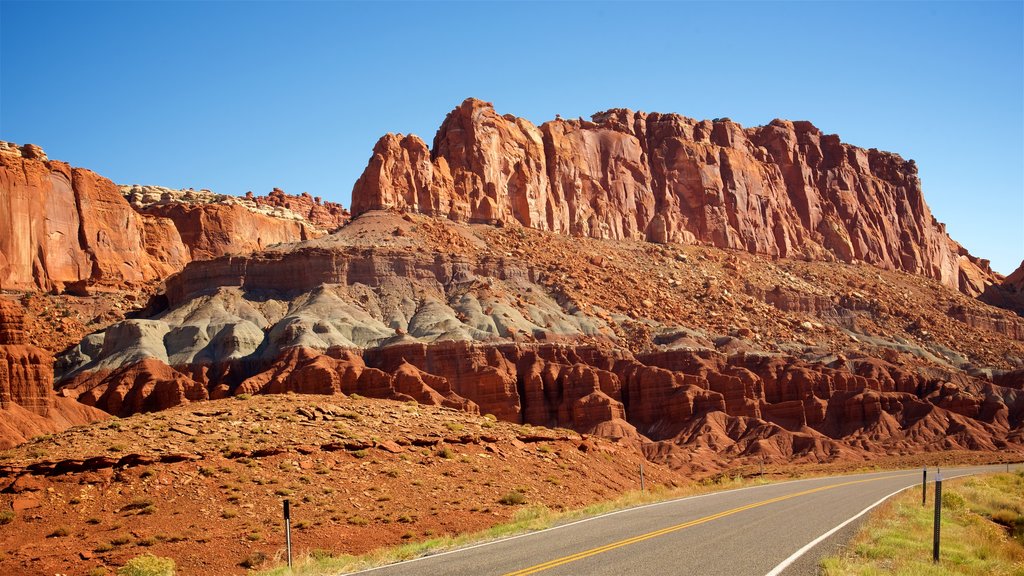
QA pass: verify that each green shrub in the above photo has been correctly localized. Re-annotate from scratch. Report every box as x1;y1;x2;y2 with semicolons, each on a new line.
117;554;176;576
0;510;13;525
942;490;966;511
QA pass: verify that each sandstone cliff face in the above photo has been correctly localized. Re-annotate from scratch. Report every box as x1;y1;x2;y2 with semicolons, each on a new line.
0;143;187;292
1;143;347;292
352;99;996;296
138;203;315;261
0;300;107;448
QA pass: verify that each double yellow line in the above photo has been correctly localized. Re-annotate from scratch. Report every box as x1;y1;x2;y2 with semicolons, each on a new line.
503;474;909;576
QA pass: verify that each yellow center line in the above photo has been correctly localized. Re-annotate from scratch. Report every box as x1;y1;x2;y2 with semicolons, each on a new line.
502;473;913;576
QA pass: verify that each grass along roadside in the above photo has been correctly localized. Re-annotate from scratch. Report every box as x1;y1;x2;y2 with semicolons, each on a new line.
821;471;1024;575
254;473;773;575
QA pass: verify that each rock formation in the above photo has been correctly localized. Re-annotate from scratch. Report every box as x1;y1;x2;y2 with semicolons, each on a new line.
0;300;107;448
52;212;1024;465
352;99;997;296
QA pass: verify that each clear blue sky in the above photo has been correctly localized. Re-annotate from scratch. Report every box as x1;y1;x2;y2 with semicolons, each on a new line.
2;1;1021;274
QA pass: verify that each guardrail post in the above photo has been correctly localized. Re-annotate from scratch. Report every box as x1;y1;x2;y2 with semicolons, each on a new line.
284;499;293;569
921;467;927;506
933;473;942;563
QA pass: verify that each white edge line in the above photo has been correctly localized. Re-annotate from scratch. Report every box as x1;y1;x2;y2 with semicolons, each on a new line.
346;467;970;575
762;469;987;576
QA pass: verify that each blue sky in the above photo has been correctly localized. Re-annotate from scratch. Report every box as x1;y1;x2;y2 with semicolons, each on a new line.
2;1;1021;274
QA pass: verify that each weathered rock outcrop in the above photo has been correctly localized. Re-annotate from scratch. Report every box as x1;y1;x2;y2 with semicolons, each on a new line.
0;143;346;292
123;185;349;233
0;300;107;448
137;203;316;261
352;99;997;296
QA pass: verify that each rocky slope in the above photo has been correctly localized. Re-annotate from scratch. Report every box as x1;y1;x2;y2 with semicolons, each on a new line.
0;142;348;293
0;300;108;448
352;99;998;296
54;211;1024;472
0;394;666;575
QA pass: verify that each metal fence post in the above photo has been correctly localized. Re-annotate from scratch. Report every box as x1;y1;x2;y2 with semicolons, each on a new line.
284;499;293;569
933;473;942;563
640;463;645;493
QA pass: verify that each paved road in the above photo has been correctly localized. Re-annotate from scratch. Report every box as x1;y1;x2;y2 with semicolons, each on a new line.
351;464;1012;576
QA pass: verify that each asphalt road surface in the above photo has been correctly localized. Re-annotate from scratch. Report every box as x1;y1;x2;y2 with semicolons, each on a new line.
351;464;1014;576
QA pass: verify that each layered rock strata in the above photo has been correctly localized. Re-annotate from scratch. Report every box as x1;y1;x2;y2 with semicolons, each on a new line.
352;99;996;296
54;242;1024;465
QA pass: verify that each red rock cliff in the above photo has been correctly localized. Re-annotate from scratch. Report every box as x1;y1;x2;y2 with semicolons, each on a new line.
0;143;187;292
352;99;996;295
1;142;348;292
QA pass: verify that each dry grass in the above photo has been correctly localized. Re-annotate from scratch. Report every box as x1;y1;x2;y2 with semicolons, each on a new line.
821;471;1024;575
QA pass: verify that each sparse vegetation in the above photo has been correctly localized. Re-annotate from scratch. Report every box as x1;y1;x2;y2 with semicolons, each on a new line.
46;527;69;538
498;491;527;506
240;552;266;569
117;553;176;576
0;511;13;525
